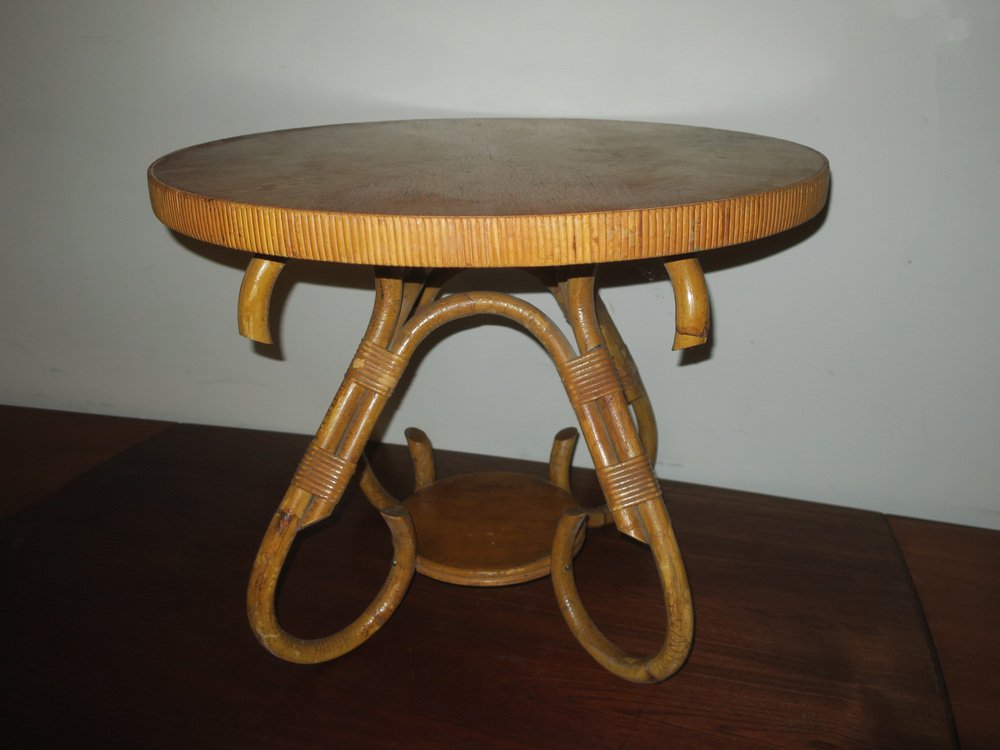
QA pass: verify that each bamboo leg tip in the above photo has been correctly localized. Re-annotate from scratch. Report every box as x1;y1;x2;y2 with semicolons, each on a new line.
671;331;709;350
238;257;286;344
548;427;579;492
553;426;579;442
405;427;436;490
404;426;430;444
238;321;273;345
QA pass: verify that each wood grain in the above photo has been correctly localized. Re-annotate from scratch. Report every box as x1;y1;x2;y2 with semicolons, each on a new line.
1;421;954;749
0;404;169;521
148;119;829;267
890;516;1000;750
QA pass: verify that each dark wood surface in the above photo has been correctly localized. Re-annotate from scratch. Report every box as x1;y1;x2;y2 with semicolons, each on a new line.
890;516;1000;750
1;408;990;748
0;404;169;521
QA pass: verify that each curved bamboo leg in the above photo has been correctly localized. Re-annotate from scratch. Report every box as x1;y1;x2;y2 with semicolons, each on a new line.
358;458;400;512
248;499;416;664
238;257;285;344
550;271;693;683
548;427;579;492
664;257;710;350
393;272;429;338
404;427;436;490
548;427;615;526
551;502;692;683
247;269;419;663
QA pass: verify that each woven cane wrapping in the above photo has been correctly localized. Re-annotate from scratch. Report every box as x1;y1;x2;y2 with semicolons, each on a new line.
348;341;406;396
561;347;621;405
596;454;662;513
292;441;353;502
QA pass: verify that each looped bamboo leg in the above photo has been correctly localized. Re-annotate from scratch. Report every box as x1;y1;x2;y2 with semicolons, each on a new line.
247;490;417;664
247;269;419;663
548;270;694;682
551;502;693;683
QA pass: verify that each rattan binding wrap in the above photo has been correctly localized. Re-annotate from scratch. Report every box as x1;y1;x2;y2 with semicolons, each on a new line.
148;176;828;268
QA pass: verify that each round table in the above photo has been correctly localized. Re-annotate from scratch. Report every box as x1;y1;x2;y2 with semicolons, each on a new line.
148;118;829;683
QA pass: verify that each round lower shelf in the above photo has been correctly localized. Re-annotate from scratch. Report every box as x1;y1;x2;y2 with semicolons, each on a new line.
405;471;580;586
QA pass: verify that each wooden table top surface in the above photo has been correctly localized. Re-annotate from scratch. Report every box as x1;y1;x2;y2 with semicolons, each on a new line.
148;119;829;267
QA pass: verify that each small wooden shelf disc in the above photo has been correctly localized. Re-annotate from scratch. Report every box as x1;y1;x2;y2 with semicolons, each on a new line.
405;471;580;587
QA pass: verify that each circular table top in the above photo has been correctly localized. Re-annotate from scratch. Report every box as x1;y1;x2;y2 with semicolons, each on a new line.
148;118;828;268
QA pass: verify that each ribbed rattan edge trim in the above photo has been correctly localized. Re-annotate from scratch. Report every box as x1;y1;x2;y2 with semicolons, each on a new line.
148;164;828;268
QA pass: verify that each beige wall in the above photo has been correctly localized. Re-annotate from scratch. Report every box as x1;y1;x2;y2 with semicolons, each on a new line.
2;0;998;528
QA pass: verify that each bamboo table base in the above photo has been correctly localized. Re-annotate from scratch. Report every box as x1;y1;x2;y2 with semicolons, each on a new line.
148;118;830;685
245;264;698;683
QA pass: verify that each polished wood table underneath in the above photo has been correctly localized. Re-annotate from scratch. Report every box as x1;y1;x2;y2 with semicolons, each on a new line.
0;413;962;749
148;119;829;682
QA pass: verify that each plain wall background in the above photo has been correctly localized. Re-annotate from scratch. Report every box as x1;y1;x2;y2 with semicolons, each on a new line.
2;0;997;529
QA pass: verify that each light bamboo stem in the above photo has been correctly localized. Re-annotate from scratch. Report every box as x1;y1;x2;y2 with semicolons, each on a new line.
664;257;710;350
238;257;285;344
548;427;579;492
404;427;436;490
